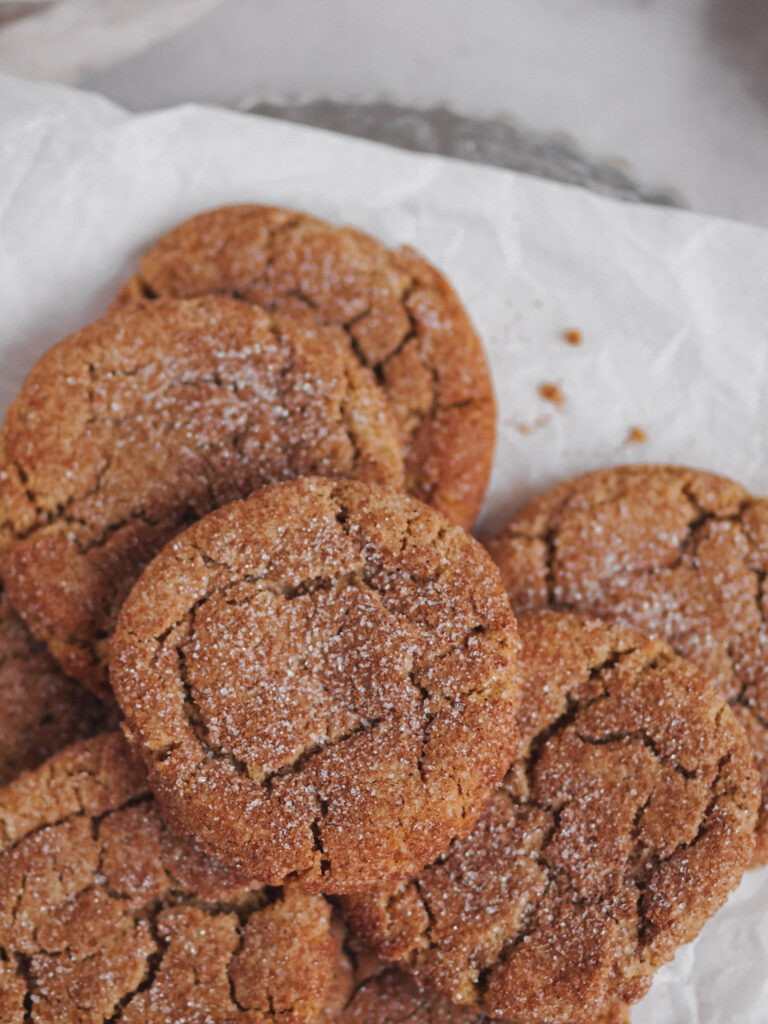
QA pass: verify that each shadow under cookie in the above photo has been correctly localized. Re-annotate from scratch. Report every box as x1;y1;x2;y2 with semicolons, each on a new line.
0;590;110;786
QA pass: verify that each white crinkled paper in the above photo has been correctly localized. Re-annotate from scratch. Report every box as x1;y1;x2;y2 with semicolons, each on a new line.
1;73;768;1024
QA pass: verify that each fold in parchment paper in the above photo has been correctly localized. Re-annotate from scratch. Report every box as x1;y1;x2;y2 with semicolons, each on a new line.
1;73;768;1024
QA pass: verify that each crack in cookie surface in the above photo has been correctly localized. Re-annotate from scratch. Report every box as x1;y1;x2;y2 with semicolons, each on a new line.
486;464;768;864
0;733;336;1024
113;203;496;528
0;296;403;698
111;478;520;894
343;611;759;1024
322;907;631;1024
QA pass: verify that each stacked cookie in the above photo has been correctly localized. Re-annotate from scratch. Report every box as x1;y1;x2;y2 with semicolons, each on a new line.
0;205;762;1024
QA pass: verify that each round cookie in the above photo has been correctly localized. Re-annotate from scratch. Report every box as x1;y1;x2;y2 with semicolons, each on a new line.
343;611;759;1024
485;463;768;864
0;732;337;1024
114;203;496;528
110;477;521;894
0;295;403;698
0;590;109;786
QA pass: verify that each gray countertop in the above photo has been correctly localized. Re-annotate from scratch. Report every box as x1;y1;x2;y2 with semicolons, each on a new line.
2;0;767;226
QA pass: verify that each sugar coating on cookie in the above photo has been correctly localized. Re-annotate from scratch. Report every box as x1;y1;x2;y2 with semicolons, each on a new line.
0;296;403;698
333;960;627;1024
115;204;496;529
327;908;630;1024
111;478;520;894
336;966;628;1024
344;611;759;1024
338;964;485;1024
0;732;337;1024
486;463;768;864
0;591;109;786
321;922;490;1024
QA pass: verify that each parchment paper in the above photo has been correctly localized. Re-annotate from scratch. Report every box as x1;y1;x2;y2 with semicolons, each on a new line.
0;0;224;82
1;73;767;1023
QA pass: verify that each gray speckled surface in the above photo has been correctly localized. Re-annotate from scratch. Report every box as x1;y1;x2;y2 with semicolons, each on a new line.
248;98;682;208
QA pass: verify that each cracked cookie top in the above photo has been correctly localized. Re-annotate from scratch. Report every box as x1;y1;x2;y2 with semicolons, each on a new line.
343;611;759;1024
0;295;403;699
0;732;337;1024
114;204;496;529
110;477;521;894
336;962;486;1024
0;591;110;787
485;463;768;864
326;929;629;1024
321;918;491;1024
333;963;627;1024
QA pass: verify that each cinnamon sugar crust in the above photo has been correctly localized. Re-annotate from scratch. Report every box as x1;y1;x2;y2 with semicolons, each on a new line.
344;611;759;1024
0;296;403;698
339;964;485;1024
0;732;336;1024
110;478;520;894
323;922;491;1024
114;204;496;529
333;961;629;1024
486;464;768;864
0;592;109;786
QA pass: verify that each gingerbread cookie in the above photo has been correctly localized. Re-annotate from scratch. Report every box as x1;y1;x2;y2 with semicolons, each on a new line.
114;204;496;528
0;732;337;1024
0;296;403;697
337;967;628;1024
486;463;768;864
324;924;629;1024
111;478;520;894
322;920;488;1024
344;611;759;1024
0;591;108;786
338;964;485;1024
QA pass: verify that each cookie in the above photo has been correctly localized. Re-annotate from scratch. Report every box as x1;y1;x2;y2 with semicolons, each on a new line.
485;463;768;864
0;590;109;786
0;732;337;1024
336;966;628;1024
339;970;628;1024
317;919;358;1024
322;919;488;1024
324;923;630;1024
344;611;759;1024
337;964;485;1024
0;295;403;698
114;204;496;528
110;477;520;894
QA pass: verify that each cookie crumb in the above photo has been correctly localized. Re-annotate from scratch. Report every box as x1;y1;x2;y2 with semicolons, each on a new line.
538;382;566;406
562;328;582;346
506;415;551;436
626;426;648;444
